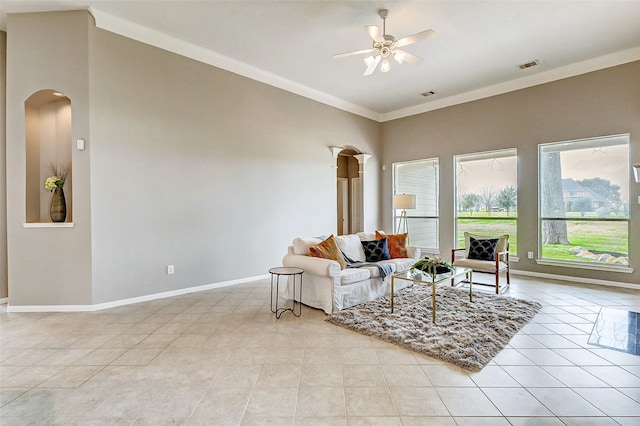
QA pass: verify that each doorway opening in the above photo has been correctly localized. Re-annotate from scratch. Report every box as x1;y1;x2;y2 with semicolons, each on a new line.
336;148;363;235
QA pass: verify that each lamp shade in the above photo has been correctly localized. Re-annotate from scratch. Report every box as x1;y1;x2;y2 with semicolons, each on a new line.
393;194;416;210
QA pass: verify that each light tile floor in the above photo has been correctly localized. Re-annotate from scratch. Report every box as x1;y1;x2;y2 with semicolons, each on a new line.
2;275;640;425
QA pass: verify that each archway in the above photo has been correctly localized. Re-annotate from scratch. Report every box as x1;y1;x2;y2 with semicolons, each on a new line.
332;146;371;235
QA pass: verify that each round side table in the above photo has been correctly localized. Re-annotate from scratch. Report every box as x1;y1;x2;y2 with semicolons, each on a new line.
269;267;304;319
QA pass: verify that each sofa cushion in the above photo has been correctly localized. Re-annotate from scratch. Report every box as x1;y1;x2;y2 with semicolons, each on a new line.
453;258;509;273
292;237;323;255
361;238;391;262
335;234;366;262
309;235;347;269
381;258;414;273
376;231;407;258
340;268;371;285
373;262;401;277
468;237;499;261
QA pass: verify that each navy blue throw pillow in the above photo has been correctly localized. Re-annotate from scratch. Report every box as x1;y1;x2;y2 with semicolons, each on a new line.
468;237;499;261
361;238;391;262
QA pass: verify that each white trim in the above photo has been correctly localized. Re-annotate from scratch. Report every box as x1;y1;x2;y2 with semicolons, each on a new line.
377;47;640;122
87;10;640;124
89;8;381;122
6;274;269;312
534;258;633;274
511;269;639;290
23;222;74;228
0;298;7;305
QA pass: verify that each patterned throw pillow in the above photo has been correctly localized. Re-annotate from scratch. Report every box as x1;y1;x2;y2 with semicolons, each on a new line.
467;237;499;261
309;235;347;269
361;238;392;262
376;231;407;258
464;232;509;256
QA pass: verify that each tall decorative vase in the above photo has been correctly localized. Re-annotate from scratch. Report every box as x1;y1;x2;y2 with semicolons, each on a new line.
50;187;67;223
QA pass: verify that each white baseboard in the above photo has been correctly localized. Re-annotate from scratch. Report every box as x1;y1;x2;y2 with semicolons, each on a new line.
0;297;8;305
511;269;639;290
6;274;269;313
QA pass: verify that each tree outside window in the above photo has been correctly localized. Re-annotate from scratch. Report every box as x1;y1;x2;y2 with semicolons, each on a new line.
539;134;629;267
455;149;518;254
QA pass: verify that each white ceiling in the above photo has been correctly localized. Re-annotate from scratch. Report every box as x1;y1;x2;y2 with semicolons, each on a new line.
3;1;640;121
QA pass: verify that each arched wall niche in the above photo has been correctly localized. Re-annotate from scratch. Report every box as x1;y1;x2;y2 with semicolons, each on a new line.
24;89;72;223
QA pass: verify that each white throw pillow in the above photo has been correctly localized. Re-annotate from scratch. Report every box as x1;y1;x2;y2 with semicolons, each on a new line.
335;234;366;262
357;231;382;242
292;237;323;255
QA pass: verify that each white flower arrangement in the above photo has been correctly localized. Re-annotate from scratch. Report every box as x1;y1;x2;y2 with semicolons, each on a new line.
44;164;70;192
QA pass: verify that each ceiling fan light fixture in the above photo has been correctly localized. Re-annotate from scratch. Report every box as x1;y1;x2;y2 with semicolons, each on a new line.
393;51;406;64
334;8;434;76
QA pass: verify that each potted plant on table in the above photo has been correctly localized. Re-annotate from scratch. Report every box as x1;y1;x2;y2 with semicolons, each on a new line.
410;256;453;280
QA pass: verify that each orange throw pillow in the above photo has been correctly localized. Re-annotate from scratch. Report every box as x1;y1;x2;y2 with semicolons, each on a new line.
376;230;408;258
309;235;347;269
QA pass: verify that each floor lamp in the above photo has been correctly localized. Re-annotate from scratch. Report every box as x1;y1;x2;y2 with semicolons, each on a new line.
393;193;416;234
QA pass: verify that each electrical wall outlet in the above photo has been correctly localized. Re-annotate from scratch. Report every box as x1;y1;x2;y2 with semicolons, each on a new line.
527;251;534;259
167;265;175;275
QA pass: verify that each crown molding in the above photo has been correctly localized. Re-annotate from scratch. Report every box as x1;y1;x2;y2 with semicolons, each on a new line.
90;8;638;124
380;46;640;122
89;8;382;122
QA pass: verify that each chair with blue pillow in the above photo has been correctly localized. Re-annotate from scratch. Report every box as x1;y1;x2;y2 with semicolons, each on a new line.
451;232;510;294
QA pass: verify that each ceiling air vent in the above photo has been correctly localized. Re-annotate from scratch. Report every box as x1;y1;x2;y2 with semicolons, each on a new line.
421;90;437;97
517;59;539;70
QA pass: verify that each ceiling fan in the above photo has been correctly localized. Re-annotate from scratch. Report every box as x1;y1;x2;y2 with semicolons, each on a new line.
334;9;435;76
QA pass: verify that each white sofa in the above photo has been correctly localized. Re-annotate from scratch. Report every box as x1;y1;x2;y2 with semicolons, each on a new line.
282;232;421;314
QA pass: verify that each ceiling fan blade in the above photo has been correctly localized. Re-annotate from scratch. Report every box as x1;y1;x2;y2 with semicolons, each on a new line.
333;48;376;59
363;55;381;76
366;25;385;43
394;50;423;64
395;29;436;47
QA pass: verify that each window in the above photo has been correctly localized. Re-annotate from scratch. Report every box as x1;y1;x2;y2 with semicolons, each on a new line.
393;159;439;250
455;149;518;254
539;134;629;268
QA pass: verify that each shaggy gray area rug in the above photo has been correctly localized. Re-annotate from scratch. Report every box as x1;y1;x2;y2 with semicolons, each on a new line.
326;285;542;371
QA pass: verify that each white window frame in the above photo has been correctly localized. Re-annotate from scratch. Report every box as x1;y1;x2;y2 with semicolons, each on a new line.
454;148;518;254
392;158;439;252
537;134;631;272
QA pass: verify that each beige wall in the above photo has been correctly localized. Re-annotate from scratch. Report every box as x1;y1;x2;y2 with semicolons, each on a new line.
85;24;381;303
6;10;638;307
0;31;6;300
6;11;94;306
382;61;640;285
5;11;382;307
